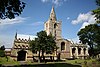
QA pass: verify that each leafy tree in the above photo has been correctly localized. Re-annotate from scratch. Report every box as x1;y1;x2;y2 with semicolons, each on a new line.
0;45;5;50
92;0;100;23
0;45;5;57
46;35;57;54
0;0;25;19
77;24;100;57
30;31;57;63
36;31;47;62
30;38;41;62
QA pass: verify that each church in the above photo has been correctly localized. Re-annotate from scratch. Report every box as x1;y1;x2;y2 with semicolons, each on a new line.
10;6;89;61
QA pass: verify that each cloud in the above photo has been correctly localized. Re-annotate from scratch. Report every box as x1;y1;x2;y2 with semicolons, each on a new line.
68;37;79;44
0;35;14;48
41;0;67;6
70;12;96;43
52;0;62;6
72;37;79;43
80;22;89;29
71;12;96;29
30;21;44;26
0;16;27;25
67;17;70;20
41;0;49;3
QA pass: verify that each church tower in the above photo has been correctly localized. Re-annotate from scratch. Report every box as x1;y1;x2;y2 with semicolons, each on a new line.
44;6;62;40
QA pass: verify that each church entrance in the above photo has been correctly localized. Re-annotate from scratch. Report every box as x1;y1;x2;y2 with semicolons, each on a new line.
17;50;27;61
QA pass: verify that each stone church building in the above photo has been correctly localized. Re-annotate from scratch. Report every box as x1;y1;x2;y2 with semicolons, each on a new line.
10;6;89;61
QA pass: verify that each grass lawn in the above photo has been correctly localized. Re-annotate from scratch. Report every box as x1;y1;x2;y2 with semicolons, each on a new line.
66;59;95;64
0;56;19;65
66;59;100;67
1;56;100;67
0;57;81;67
9;63;81;67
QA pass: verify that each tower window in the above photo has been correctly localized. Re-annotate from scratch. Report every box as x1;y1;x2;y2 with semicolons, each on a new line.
54;23;57;28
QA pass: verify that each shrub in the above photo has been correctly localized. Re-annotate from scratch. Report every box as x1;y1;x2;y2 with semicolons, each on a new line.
0;50;5;57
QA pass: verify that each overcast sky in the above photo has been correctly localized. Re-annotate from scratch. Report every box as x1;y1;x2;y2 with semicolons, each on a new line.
0;0;97;48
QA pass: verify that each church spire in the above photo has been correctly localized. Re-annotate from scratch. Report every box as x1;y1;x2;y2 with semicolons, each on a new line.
15;31;17;39
49;6;57;22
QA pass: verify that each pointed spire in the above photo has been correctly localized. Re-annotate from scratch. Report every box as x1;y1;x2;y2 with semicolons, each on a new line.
15;30;17;39
49;6;57;22
28;36;30;41
51;6;55;14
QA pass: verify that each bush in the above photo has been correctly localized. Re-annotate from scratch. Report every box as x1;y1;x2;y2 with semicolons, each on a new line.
0;50;5;57
0;45;5;57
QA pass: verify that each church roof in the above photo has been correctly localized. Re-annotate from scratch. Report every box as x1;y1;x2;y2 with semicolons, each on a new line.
17;34;37;40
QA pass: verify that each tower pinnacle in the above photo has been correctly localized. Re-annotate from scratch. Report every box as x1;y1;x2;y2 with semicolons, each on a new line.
49;6;57;21
15;31;17;39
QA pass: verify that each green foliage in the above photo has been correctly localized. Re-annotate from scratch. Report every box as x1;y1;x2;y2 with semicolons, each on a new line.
29;31;57;62
30;40;38;53
0;50;5;57
96;0;100;6
92;0;100;23
30;31;57;54
92;8;100;23
46;35;57;53
0;45;5;57
0;56;20;65
36;31;48;52
77;24;100;56
0;0;25;19
0;45;5;50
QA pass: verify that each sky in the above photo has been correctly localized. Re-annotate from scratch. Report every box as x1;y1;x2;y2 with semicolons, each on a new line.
0;0;97;48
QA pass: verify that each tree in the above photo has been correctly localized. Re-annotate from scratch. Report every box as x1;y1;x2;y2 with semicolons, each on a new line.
0;0;25;19
29;31;57;62
46;34;57;54
96;0;100;6
36;31;47;62
30;38;41;63
0;45;5;57
92;0;100;23
77;24;100;57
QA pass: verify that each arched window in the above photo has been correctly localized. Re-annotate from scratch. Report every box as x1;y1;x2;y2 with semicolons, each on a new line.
78;48;81;55
83;48;86;55
72;48;76;55
61;42;65;51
